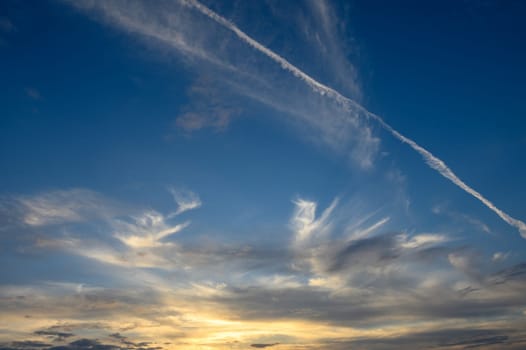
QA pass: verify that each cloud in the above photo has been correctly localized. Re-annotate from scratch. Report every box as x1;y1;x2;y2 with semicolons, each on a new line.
320;328;523;350
3;215;526;349
36;212;188;269
5;327;524;350
432;205;491;234
345;216;390;241
70;0;511;237
34;330;74;342
2;182;525;348
114;211;189;249
66;0;379;169
168;187;201;216
328;233;401;273
250;344;279;348
303;0;361;99
288;196;452;287
12;338;162;350
400;233;448;249
8;189;117;227
1;188;197;269
10;341;51;348
489;262;526;285
440;335;509;348
181;0;378;164
492;251;509;262
290;198;338;246
4;187;525;306
380;120;526;238
183;0;526;237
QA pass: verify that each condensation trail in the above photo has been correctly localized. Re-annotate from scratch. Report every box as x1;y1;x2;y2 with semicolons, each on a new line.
184;0;526;238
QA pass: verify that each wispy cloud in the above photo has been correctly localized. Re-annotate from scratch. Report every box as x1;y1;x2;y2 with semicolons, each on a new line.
400;233;449;249
310;1;361;98
2;188;526;349
492;251;509;262
433;204;492;234
184;0;526;237
12;189;115;226
290;198;338;246
67;0;378;169
168;187;202;216
2;187;199;269
113;211;189;249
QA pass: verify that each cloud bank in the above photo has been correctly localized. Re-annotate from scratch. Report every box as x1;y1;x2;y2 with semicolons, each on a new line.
1;188;526;349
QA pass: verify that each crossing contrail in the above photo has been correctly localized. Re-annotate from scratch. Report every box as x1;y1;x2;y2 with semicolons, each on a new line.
184;0;526;238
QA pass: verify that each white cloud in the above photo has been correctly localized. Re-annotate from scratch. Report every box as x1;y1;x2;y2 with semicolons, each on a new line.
168;187;202;216
114;211;189;248
447;252;479;280
400;233;448;249
12;188;195;269
185;0;526;236
290;197;338;246
346;217;390;242
67;0;379;169
492;251;509;262
433;205;491;234
15;189;114;226
255;275;302;289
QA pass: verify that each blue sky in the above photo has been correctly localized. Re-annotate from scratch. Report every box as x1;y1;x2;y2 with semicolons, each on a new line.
1;0;526;349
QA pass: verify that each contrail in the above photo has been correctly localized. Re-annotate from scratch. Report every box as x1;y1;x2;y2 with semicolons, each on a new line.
184;0;526;238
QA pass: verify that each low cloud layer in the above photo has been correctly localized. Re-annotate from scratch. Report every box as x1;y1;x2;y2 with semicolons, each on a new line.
1;188;525;348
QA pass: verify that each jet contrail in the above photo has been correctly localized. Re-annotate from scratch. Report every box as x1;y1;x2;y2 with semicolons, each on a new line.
184;0;526;238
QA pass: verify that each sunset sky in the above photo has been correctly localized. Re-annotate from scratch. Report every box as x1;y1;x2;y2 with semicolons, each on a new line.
1;0;526;349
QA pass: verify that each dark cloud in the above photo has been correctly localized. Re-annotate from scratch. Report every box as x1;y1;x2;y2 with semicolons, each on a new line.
108;333;153;349
11;341;51;348
440;335;508;348
107;335;124;342
489;262;526;285
61;339;115;350
20;338;164;350
34;331;74;342
317;328;526;350
214;285;398;326
328;233;401;273
177;243;294;275
250;344;279;348
210;272;526;328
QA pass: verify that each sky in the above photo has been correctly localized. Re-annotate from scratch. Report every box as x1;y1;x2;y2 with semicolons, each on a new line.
1;0;526;349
